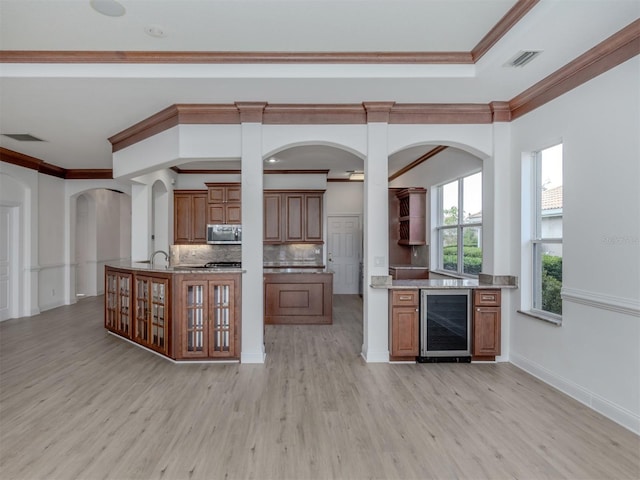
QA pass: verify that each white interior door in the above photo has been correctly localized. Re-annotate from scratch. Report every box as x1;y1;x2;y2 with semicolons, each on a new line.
0;206;14;320
327;215;361;294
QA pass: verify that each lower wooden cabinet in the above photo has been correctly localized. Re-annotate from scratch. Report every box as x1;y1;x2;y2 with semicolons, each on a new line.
472;289;501;360
264;273;333;324
389;289;419;360
105;269;133;338
134;274;171;356
105;266;241;362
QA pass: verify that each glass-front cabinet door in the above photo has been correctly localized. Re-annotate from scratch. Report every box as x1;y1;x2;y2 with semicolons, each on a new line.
209;281;235;357
117;273;132;337
135;276;150;344
150;279;168;354
181;281;209;358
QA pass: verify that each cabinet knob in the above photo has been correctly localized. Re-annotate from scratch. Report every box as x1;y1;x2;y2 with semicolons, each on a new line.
477;308;481;312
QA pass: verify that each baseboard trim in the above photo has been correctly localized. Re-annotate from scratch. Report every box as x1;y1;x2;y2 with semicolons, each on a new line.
241;350;266;364
361;349;389;363
510;352;640;435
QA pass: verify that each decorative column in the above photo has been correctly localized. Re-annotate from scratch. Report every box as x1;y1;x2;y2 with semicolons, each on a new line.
237;102;267;363
130;182;152;262
362;102;395;362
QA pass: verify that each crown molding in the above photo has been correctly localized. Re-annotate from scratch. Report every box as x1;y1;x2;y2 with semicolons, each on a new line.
388;146;448;182
471;0;540;62
509;18;640;120
0;147;112;179
263;104;366;125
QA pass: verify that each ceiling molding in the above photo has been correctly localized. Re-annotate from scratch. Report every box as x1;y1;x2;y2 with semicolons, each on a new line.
471;0;540;62
363;102;396;123
388;146;449;182
509;18;640;120
264;104;366;125
108;105;180;152
0;0;537;66
0;147;112;179
327;178;363;183
389;104;493;124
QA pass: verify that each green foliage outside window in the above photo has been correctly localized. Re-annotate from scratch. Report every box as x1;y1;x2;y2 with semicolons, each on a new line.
542;254;562;315
443;245;483;275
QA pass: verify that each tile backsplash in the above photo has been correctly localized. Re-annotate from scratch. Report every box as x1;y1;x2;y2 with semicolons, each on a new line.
170;243;323;266
170;244;241;266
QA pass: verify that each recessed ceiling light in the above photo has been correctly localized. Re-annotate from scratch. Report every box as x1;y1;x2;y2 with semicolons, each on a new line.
266;157;279;164
144;25;167;38
90;0;125;17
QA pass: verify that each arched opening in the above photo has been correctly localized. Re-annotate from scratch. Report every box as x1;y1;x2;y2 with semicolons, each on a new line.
72;188;131;300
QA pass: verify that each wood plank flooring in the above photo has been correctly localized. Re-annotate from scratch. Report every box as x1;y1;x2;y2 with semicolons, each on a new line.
1;294;638;480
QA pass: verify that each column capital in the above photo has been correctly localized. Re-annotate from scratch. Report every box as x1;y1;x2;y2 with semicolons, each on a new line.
489;101;512;122
235;102;267;123
362;102;396;123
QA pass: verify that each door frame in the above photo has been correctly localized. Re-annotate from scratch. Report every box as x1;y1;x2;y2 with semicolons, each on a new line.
0;205;20;321
326;213;362;295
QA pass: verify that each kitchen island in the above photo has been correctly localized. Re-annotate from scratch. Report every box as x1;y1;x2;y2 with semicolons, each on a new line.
105;262;242;362
264;267;333;324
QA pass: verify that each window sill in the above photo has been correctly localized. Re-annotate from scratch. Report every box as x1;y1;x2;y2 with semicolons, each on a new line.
517;309;562;326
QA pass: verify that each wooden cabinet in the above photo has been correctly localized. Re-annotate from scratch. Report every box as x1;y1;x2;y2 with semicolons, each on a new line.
134;274;170;356
177;274;240;359
206;183;241;225
389;267;429;280
264;192;283;243
105;269;133;338
389;289;419;360
174;190;207;244
264;272;333;324
264;190;324;244
472;289;501;360
396;188;426;246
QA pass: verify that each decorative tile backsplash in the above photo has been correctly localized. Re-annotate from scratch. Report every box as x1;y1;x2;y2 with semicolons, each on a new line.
170;243;323;266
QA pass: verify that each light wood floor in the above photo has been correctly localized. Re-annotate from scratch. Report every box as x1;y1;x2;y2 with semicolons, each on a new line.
1;295;638;480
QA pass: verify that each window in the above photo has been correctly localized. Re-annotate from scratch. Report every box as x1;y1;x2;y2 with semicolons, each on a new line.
532;144;563;317
436;171;482;276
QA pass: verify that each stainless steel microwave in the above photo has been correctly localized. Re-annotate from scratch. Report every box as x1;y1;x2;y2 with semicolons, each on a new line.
206;224;242;244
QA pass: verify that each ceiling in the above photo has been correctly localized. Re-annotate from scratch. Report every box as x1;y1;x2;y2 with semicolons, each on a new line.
0;0;638;179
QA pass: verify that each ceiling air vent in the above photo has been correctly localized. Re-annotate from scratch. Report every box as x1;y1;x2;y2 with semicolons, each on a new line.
2;133;45;142
505;50;542;67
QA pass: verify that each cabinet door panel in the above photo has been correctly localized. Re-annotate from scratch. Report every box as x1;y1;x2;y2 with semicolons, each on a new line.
285;194;304;242
208;205;225;224
226;204;242;224
226;186;242;203
473;307;501;356
305;194;323;241
208;187;225;203
392;307;419;356
192;194;207;243
264;194;282;243
181;281;209;358
174;194;192;244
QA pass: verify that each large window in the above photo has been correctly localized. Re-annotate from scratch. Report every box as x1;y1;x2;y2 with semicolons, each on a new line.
436;171;482;276
532;144;563;317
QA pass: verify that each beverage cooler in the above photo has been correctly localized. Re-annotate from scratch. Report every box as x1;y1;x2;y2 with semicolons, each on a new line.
418;289;471;362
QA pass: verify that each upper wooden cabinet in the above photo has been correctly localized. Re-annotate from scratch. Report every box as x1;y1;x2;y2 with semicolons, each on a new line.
396;188;426;246
264;190;324;244
206;183;241;225
174;190;207;244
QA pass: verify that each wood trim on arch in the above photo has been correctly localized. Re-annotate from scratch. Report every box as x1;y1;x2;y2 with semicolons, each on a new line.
388;146;448;182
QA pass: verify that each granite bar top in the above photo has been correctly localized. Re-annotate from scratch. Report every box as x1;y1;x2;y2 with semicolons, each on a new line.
389;265;429;270
370;273;518;290
264;267;333;274
107;261;244;274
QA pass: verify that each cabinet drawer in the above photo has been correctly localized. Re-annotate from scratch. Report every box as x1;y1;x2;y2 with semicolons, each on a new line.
391;290;418;306
474;289;501;307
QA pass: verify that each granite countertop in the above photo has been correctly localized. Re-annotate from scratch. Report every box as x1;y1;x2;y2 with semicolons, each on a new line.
107;261;244;274
371;273;518;290
389;265;429;270
264;267;333;274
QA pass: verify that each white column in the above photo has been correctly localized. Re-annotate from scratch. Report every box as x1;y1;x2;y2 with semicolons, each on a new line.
362;103;393;362
238;102;266;364
130;183;152;261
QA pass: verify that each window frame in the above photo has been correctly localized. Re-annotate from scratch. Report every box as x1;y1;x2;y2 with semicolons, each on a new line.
530;146;563;321
435;170;483;278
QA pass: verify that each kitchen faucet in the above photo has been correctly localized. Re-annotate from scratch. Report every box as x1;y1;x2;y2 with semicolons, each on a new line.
149;250;169;266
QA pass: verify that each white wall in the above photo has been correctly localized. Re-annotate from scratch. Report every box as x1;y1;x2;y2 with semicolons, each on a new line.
509;57;640;434
325;182;363;215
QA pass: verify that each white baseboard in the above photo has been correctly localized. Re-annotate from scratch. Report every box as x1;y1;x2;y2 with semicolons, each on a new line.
241;350;266;364
361;349;389;363
510;352;640;435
